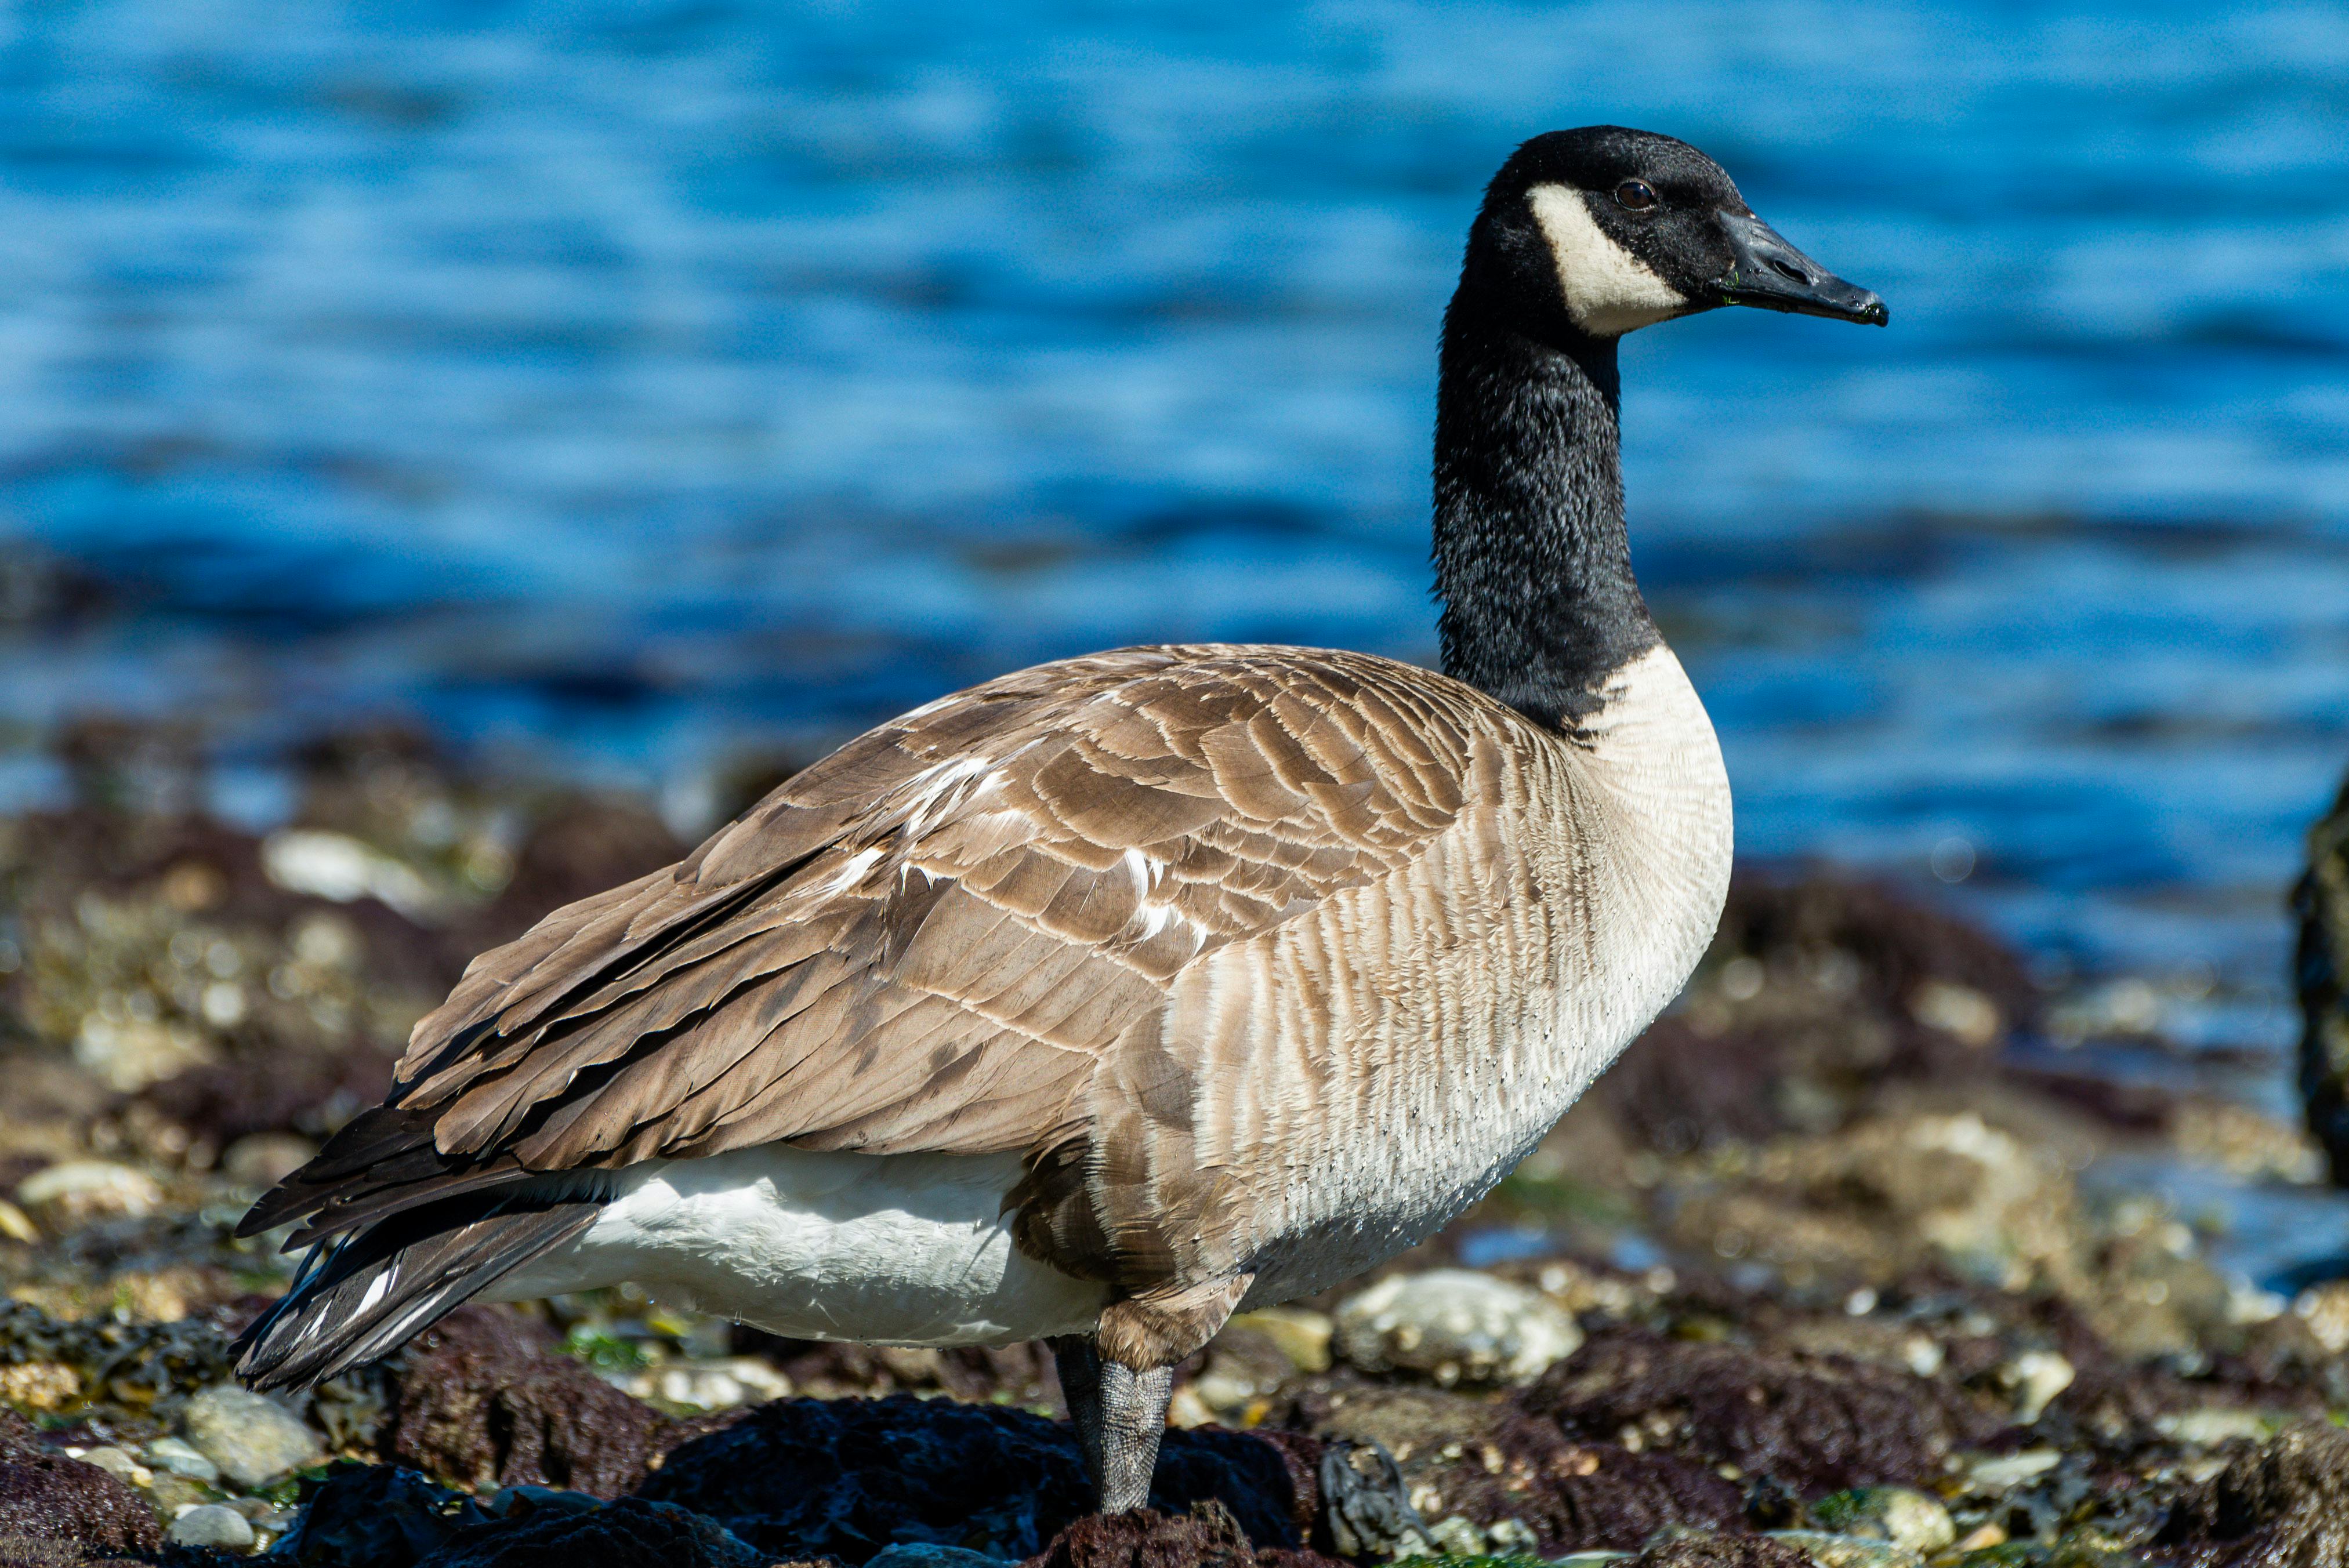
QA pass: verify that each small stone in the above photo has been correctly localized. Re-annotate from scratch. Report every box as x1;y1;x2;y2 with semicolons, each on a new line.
14;1160;162;1222
182;1383;325;1488
1807;1489;1956;1555
1485;1518;1542;1555
2294;1280;2349;1353
865;1546;1016;1568
1965;1449;2061;1490
1767;1529;1924;1568
0;1360;79;1411
263;828;443;919
144;1436;221;1483
1227;1306;1334;1373
1423;1514;1488;1555
78;1445;149;1485
1336;1269;1582;1385
168;1503;257;1550
226;1496;295;1527
2007;1349;2074;1423
0;1197;36;1242
150;1472;214;1518
2156;1408;2275;1446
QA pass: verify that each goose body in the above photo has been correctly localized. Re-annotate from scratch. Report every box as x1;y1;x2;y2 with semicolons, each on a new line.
466;640;1728;1345
235;125;1883;1512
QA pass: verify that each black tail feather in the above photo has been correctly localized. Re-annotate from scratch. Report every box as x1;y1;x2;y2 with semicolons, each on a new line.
233;1190;599;1390
235;1102;448;1238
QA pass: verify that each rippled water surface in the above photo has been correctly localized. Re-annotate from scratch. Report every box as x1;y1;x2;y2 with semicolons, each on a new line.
2;1;2346;1033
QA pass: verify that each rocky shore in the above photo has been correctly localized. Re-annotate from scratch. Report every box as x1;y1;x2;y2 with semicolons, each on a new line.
2;727;2344;1568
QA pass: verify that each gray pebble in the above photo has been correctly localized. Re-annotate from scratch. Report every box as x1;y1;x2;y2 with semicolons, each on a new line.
181;1383;325;1489
168;1503;258;1550
144;1435;222;1483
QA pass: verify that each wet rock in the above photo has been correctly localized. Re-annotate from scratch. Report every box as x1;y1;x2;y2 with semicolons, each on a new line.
483;1484;604;1522
182;1382;325;1487
637;1394;1315;1564
1270;1375;1498;1467
1317;1440;1434;1558
0;1298;241;1422
1662;1111;2078;1296
270;1462;492;1568
1598;870;2038;1155
868;1547;1016;1568
1275;1377;1743;1555
0;1410;162;1554
144;1435;221;1482
0;1360;80;1411
2154;1422;2349;1568
1335;1269;1583;1386
1623;1534;1819;1568
1522;1326;2000;1494
418;1497;770;1568
14;1160;162;1225
1804;1489;1955;1555
1018;1501;1346;1568
1408;1414;1745;1554
2007;1351;2075;1424
1765;1531;1920;1568
2299;772;2349;1186
168;1503;258;1551
77;1444;146;1484
386;1306;676;1497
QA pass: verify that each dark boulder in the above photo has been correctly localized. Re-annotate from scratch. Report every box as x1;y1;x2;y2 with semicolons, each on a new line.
636;1394;1315;1565
270;1462;492;1568
2154;1422;2349;1568
385;1306;677;1497
0;1410;162;1556
418;1498;773;1568
2297;772;2349;1184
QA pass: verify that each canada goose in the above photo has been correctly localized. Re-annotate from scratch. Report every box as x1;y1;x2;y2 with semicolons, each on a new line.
233;126;1884;1513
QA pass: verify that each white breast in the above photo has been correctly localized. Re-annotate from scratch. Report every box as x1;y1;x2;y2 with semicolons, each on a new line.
484;1145;1108;1346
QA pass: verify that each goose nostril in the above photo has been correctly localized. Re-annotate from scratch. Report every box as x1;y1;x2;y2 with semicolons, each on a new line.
1766;257;1809;284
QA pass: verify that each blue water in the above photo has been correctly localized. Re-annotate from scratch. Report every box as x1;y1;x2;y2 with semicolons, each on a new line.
2;2;2346;1036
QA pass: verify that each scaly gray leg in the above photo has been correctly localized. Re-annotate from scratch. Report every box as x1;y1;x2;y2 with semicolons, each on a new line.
1049;1334;1173;1513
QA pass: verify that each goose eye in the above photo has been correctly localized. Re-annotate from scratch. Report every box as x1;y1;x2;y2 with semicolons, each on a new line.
1614;180;1659;212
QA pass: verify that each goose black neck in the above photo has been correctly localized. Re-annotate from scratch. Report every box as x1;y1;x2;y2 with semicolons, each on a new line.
1432;291;1659;729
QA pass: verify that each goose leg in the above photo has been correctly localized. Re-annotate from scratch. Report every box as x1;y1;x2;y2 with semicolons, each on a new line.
1049;1334;1173;1513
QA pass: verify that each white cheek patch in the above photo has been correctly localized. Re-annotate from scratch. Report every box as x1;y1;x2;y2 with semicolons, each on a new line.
1527;184;1688;337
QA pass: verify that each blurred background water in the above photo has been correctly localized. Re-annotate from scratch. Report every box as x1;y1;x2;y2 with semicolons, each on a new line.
0;0;2343;1051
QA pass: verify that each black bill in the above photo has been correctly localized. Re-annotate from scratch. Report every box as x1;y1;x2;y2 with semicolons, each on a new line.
1713;210;1889;325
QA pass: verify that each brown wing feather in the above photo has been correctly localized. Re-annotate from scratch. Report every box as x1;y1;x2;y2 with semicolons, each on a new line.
264;646;1491;1277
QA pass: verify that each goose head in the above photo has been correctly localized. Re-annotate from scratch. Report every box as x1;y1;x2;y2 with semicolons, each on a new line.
1465;125;1888;341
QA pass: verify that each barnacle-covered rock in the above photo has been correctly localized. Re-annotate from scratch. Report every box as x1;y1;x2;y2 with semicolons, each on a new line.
0;1409;162;1556
1336;1270;1583;1386
385;1306;677;1497
2154;1422;2349;1568
1521;1326;2002;1493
